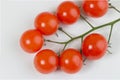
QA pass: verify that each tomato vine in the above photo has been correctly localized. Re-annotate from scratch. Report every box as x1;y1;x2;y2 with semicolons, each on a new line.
45;3;120;51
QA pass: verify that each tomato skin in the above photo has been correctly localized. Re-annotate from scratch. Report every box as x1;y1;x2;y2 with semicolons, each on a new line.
82;0;108;18
34;49;58;74
82;33;108;60
57;1;80;24
60;49;83;74
34;12;59;35
20;29;44;53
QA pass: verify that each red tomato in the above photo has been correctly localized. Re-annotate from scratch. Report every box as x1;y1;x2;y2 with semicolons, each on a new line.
60;48;83;74
34;12;59;35
20;29;44;53
82;0;108;17
57;1;80;24
82;33;108;60
34;49;58;74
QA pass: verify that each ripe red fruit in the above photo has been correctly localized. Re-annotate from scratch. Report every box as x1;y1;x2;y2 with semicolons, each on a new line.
82;33;108;60
82;0;108;17
57;1;80;24
20;29;44;53
34;12;59;35
60;48;83;74
34;49;59;74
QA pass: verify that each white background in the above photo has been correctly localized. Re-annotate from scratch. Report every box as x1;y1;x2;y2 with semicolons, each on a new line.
1;0;120;80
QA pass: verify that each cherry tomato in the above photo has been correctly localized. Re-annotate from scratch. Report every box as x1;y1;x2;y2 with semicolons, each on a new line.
57;1;80;24
20;29;44;53
82;33;108;60
34;12;59;35
82;0;108;18
60;48;83;74
34;49;58;74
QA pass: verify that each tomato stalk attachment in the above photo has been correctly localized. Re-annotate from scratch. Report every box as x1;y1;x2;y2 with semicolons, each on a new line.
109;3;120;13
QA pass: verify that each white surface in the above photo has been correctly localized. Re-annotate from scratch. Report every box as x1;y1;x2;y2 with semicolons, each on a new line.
1;0;120;80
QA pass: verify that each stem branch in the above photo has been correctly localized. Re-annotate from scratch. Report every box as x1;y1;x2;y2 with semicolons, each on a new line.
108;24;114;44
81;15;94;28
58;28;73;39
45;18;120;50
109;3;120;13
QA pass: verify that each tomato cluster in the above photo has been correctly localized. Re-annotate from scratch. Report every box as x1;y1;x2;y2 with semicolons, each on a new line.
20;0;108;74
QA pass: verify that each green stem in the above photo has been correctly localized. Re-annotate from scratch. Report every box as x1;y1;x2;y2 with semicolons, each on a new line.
108;24;113;44
71;18;120;41
108;45;111;48
107;50;112;54
81;15;94;28
81;37;83;45
63;44;68;51
108;43;112;48
58;28;73;39
45;40;66;44
45;18;120;48
109;3;120;13
55;33;59;37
